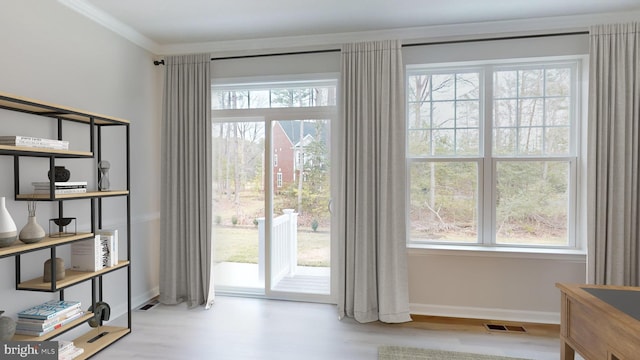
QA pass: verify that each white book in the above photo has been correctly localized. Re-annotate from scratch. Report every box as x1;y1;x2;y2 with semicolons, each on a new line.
70;236;104;272
33;188;87;194
0;136;69;150
59;346;84;360
32;181;88;187
97;229;118;266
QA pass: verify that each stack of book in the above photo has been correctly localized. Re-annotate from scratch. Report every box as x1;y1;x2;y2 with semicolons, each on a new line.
58;340;84;360
71;231;118;271
98;229;119;267
15;300;83;337
0;135;69;150
32;181;87;195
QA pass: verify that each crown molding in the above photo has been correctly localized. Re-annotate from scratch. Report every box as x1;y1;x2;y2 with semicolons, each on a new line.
58;0;161;54
162;10;640;57
58;0;640;57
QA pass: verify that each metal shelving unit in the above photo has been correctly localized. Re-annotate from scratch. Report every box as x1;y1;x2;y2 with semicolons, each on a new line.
0;91;131;359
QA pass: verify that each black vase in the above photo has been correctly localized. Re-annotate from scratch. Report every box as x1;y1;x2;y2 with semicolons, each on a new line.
48;166;70;182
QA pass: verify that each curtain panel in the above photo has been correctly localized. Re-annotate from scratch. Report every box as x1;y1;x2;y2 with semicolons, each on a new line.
587;23;640;285
159;53;215;308
336;40;411;323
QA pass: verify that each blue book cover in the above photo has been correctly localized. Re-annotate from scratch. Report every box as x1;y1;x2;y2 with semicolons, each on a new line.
18;300;81;320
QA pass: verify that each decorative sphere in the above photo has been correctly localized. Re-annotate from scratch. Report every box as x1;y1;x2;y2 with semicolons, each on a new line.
0;311;16;341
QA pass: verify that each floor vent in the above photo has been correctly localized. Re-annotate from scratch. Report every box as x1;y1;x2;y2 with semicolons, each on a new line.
137;299;159;311
484;324;527;333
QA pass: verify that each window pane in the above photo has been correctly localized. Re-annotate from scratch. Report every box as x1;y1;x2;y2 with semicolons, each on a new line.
456;100;479;128
457;73;480;99
545;127;570;154
520;70;544;97
432;74;455;100
546;68;571;97
249;90;270;109
432;101;456;129
408;75;432;102
494;71;517;98
519;99;544;127
313;87;336;106
432;129;455;154
456;129;479;155
494;128;517;155
545;97;570;126
407;130;432;156
495;161;569;246
494;99;517;127
518;127;544;155
408;102;431;129
410;162;478;243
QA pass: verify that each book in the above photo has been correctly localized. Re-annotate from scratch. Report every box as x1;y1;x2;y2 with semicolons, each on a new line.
14;311;83;335
70;235;104;272
59;345;84;360
58;340;74;354
97;229;118;267
15;308;82;330
17;300;81;320
32;181;88;187
33;188;87;195
0;136;69;150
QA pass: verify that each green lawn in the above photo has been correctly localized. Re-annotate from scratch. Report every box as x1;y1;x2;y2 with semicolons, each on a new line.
213;225;330;267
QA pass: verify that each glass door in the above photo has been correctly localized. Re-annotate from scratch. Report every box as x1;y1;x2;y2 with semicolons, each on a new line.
212;117;333;302
269;119;331;300
212;118;266;295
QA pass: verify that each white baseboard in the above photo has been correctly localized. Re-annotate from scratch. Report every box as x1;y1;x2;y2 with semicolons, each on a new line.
409;303;560;325
108;286;159;321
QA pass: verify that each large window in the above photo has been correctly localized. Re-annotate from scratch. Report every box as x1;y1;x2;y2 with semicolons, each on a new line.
407;59;580;249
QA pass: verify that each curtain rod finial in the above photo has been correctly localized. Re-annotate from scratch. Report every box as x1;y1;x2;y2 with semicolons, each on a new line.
153;59;165;66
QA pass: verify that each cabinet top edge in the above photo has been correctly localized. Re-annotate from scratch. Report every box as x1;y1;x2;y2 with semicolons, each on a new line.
0;91;130;125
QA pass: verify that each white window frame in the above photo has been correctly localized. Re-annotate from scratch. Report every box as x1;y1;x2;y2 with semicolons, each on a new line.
406;56;585;253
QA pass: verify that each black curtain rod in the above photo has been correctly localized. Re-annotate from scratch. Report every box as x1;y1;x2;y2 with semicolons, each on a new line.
153;30;589;65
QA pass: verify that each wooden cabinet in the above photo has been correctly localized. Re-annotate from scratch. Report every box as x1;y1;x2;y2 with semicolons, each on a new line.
557;283;640;360
0;91;131;358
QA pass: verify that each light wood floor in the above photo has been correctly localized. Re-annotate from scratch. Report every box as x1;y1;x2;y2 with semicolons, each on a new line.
93;296;564;359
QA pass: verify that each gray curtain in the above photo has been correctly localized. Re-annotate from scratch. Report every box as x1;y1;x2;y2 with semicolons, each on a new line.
336;40;411;323
587;23;640;285
159;53;215;308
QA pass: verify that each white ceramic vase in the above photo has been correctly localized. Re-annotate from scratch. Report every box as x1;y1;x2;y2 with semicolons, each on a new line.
0;197;17;247
19;215;46;244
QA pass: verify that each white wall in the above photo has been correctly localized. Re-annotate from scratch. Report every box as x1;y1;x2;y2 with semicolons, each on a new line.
0;0;161;324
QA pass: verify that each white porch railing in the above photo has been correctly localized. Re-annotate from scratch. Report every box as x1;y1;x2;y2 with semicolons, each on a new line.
258;209;298;283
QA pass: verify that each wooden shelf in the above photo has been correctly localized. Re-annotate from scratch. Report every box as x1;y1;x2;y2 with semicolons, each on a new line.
11;312;94;342
0;91;129;125
0;232;94;258
73;326;131;360
0;144;92;158
17;190;129;200
18;261;130;291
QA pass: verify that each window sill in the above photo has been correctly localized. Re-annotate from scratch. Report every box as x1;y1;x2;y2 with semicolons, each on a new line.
407;243;587;261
